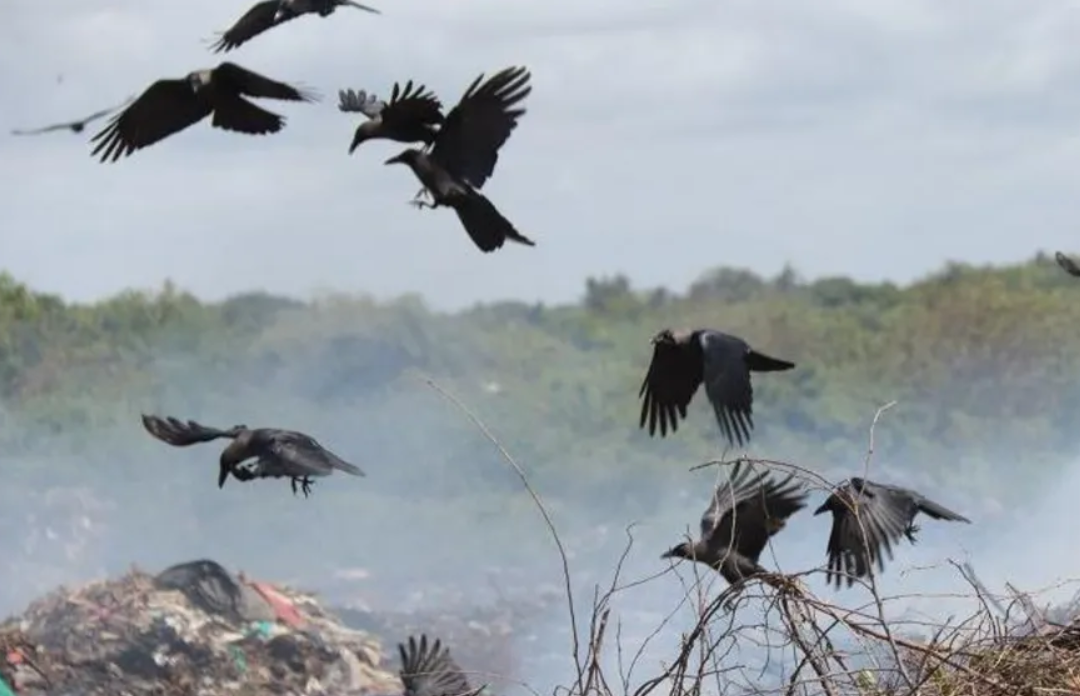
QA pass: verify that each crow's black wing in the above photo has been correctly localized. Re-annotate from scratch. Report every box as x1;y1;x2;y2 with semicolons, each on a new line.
431;66;531;188
1055;251;1080;278
267;430;365;477
823;482;910;588
700;330;756;448
729;470;807;564
698;460;767;547
209;1;287;53
214;62;319;102
141;414;239;447
638;330;704;438
399;635;479;696
12;123;70;136
381;80;445;129
90;79;212;162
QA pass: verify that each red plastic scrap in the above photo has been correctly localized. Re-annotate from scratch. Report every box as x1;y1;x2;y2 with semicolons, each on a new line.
247;581;305;628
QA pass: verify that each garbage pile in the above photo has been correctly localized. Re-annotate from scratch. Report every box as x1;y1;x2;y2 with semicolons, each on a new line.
0;559;403;696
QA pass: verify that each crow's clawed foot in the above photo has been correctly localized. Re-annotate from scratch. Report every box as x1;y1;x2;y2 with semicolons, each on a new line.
290;476;315;498
408;199;435;209
904;524;921;544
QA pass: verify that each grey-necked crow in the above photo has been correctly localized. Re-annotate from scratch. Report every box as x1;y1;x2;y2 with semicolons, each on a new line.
814;477;971;589
141;413;364;497
662;460;808;586
639;328;795;448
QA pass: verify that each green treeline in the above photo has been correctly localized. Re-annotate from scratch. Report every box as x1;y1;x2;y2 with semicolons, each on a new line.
2;253;1079;515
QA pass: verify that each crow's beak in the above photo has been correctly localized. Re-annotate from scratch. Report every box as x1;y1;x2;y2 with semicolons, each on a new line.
343;0;381;12
384;152;406;166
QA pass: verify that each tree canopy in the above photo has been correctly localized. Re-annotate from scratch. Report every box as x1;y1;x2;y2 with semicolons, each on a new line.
3;253;1077;511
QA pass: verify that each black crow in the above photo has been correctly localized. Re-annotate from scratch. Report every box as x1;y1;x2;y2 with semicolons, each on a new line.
1055;251;1080;278
140;414;364;496
209;0;380;53
814;477;971;589
90;62;317;162
638;328;795;448
338;81;444;154
398;634;485;696
11;97;132;136
662;460;808;586
383;66;535;253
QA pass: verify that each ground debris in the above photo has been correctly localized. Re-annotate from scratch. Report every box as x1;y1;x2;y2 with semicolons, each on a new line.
0;559;402;696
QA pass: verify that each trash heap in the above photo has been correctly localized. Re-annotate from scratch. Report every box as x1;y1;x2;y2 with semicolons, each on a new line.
0;559;403;696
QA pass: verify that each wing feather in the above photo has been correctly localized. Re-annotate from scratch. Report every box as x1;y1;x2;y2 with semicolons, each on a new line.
268;431;365;477
700;331;756;448
638;331;703;438
382;80;445;129
399;634;479;696
141;414;238;447
209;1;285;53
825;483;910;588
211;95;286;135
430;66;531;189
89;79;211;162
1055;251;1080;278
214;62;319;103
701;461;806;565
338;88;385;117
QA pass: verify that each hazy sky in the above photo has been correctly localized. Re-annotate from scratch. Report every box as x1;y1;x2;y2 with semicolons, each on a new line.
3;0;1080;310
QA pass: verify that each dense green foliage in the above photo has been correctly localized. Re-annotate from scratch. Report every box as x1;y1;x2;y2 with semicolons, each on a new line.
2;252;1079;517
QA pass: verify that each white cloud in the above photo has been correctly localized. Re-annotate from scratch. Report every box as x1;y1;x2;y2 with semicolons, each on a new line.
3;0;1080;309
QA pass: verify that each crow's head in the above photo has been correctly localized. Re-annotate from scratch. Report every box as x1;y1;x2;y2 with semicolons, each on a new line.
349;120;379;154
660;541;694;562
651;328;676;346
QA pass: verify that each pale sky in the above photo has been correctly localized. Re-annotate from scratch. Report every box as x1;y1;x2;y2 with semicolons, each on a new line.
3;0;1079;310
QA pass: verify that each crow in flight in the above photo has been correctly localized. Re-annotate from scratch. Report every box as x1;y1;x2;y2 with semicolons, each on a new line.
814;477;971;589
209;0;380;53
662;460;808;587
1055;251;1080;278
140;414;364;497
398;634;485;696
338;81;444;154
11;97;132;136
383;66;536;253
90;62;317;162
638;328;795;448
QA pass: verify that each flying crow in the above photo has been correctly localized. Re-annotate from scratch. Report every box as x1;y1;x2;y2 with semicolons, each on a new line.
140;414;364;497
383;66;535;253
1055;251;1080;278
661;460;808;586
398;634;485;696
90;62;317;162
638;328;795;448
209;0;380;53
12;97;132;136
338;81;444;154
814;477;971;589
